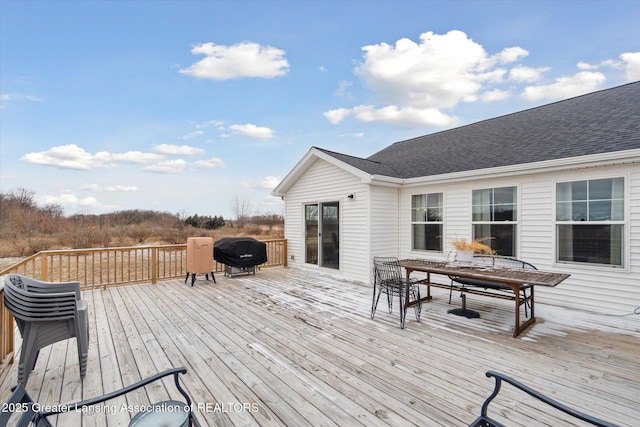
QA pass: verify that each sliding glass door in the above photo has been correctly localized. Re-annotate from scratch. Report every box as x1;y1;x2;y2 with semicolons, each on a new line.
305;202;339;269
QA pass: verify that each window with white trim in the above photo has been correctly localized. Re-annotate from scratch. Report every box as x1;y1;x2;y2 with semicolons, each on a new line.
411;193;443;251
472;186;517;256
556;177;624;266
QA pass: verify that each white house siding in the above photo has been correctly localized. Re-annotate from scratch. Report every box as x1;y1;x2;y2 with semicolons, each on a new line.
282;158;370;282
396;163;640;315
369;184;402;281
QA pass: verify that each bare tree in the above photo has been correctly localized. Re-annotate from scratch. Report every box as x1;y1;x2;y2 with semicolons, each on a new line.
231;195;252;228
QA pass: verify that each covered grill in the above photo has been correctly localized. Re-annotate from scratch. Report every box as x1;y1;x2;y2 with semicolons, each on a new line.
214;237;267;277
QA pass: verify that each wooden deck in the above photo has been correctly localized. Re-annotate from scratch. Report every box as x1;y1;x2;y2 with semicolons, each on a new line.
1;267;638;426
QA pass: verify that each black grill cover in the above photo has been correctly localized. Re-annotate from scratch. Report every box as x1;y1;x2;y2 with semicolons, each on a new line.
214;237;267;268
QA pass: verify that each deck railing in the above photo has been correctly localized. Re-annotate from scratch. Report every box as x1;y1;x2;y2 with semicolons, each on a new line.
0;238;287;373
0;239;287;289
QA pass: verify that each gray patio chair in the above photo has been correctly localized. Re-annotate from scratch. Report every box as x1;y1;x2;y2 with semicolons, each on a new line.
371;257;421;326
3;274;89;386
1;367;201;426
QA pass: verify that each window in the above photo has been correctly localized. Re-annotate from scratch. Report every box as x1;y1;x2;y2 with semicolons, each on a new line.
556;178;624;266
472;186;517;256
412;193;443;251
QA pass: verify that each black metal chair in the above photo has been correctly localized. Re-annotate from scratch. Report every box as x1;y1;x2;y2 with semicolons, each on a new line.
0;367;201;426
470;371;619;427
371;257;421;327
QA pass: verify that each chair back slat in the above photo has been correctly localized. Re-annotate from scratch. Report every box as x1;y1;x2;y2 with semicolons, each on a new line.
373;257;403;285
472;255;538;270
4;278;78;321
7;274;81;298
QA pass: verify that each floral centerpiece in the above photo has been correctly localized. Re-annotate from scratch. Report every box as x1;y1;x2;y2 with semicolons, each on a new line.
451;238;494;262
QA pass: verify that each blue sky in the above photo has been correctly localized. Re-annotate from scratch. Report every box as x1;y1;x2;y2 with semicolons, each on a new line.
1;0;639;219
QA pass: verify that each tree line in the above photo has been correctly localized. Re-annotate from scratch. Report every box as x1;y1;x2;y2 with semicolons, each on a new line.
0;188;283;257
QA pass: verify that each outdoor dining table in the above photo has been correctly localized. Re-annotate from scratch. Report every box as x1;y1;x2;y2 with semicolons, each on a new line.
398;259;571;337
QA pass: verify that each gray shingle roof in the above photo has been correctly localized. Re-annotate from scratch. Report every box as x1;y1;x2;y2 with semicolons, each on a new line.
321;81;640;179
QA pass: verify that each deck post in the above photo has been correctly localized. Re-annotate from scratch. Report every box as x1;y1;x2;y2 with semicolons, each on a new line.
283;240;288;267
40;253;48;281
151;247;158;284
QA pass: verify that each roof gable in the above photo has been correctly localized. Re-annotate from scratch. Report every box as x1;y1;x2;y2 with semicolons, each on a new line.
272;147;388;196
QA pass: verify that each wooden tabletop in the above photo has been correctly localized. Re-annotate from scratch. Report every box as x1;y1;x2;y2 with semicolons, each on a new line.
398;259;570;287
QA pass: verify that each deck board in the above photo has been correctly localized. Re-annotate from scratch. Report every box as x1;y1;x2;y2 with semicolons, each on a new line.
2;267;639;426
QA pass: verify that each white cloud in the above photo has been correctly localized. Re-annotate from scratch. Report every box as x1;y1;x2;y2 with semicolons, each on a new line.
179;42;289;80
194;120;224;129
229;123;274;139
327;30;529;127
479;89;511;102
578;59;622;71
577;61;599;71
334;81;353;98
355;31;487;110
81;184;138;192
38;192;100;209
323;108;352;124
153;144;204;156
574;52;639;82
194;158;225;168
352;104;456;127
81;183;100;191
509;65;550;83
180;130;204;140
621;51;640;82
21;145;193;171
105;185;138;192
238;176;281;190
144;159;187;173
21;144;113;170
111;151;164;163
260;176;281;189
522;71;606;101
494;46;529;64
0;92;45;109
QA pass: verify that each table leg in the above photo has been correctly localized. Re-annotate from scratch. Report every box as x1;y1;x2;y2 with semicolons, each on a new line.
512;285;536;338
514;288;520;336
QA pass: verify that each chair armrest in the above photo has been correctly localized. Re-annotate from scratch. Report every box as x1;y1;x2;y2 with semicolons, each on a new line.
472;371;619;427
76;298;88;312
37;367;196;421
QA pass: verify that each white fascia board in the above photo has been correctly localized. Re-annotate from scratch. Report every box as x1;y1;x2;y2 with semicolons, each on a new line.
365;175;404;187
272;147;374;196
401;149;640;187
